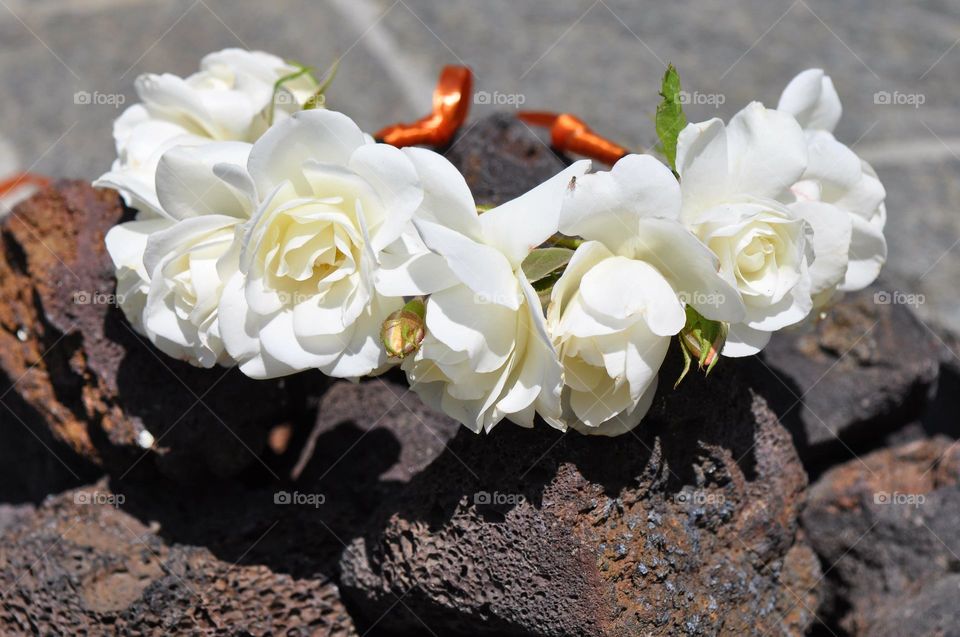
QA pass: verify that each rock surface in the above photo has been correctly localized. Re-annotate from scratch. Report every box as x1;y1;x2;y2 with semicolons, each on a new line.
0;113;879;635
0;371;461;636
753;286;941;470
0;480;358;636
331;116;820;634
0;181;315;483
923;327;960;440
339;347;820;636
802;436;960;636
443;112;568;207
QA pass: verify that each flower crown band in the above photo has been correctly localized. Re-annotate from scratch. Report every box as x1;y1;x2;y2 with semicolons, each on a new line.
95;48;887;437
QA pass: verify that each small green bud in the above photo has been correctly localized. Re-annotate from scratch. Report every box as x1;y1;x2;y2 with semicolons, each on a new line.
381;298;426;359
675;306;726;388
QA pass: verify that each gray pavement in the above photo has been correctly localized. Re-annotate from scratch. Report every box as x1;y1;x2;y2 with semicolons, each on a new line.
1;0;958;334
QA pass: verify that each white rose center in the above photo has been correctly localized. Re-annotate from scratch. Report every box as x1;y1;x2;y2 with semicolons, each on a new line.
252;173;383;307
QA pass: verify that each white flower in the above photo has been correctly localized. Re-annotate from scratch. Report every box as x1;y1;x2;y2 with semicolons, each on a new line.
96;48;319;214
777;69;842;132
105;142;254;366
218;109;453;380
548;155;744;435
403;161;591;433
677;101;828;356
778;69;887;305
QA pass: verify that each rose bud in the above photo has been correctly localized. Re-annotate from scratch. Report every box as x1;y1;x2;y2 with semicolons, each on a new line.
381;298;426;359
676;306;727;388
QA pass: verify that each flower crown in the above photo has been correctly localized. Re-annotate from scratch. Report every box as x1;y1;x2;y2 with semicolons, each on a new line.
96;48;887;437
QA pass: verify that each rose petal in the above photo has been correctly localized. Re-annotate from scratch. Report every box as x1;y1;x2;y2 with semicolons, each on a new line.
578;255;685;337
560;154;680;252
841;213;887;291
413;218;520;310
777;68;842;133
155;142;252;220
724;102;808;201
479;160;590;268
247;109;368;197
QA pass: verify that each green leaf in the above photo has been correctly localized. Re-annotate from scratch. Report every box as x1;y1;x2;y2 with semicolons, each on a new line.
547;233;583;251
521;247;573;284
676;335;693;389
655;64;686;172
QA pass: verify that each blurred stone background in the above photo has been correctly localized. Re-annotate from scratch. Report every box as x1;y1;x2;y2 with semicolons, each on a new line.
0;0;957;335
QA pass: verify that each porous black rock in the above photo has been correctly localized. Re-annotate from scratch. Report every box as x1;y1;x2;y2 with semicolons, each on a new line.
339;348;820;636
443;112;568;207
749;285;940;471
802;436;960;635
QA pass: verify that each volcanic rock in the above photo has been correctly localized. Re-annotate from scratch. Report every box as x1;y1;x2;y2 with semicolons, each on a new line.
0;372;461;635
751;285;940;470
0;480;357;636
443;112;568;207
339;349;820;636
803;436;960;635
0;114;827;636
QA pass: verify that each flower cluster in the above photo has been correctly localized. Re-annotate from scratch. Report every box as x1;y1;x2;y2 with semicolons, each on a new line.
97;51;886;437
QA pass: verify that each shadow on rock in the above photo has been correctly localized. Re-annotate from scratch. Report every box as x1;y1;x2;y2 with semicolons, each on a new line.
333;346;816;637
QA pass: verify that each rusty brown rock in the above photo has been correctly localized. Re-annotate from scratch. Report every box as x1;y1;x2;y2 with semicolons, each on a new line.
339;350;820;636
0;181;311;482
803;436;960;636
0;372;461;635
0;480;357;636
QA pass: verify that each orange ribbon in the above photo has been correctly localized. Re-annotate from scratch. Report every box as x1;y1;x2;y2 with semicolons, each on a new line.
518;111;628;166
375;64;629;166
376;65;473;148
0;172;50;198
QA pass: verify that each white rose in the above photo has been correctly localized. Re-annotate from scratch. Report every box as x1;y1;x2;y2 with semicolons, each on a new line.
105;216;172;331
96;48;320;214
778;69;887;305
677;102;828;356
403;161;591;433
105;142;254;366
218;109;454;380
549;154;743;435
